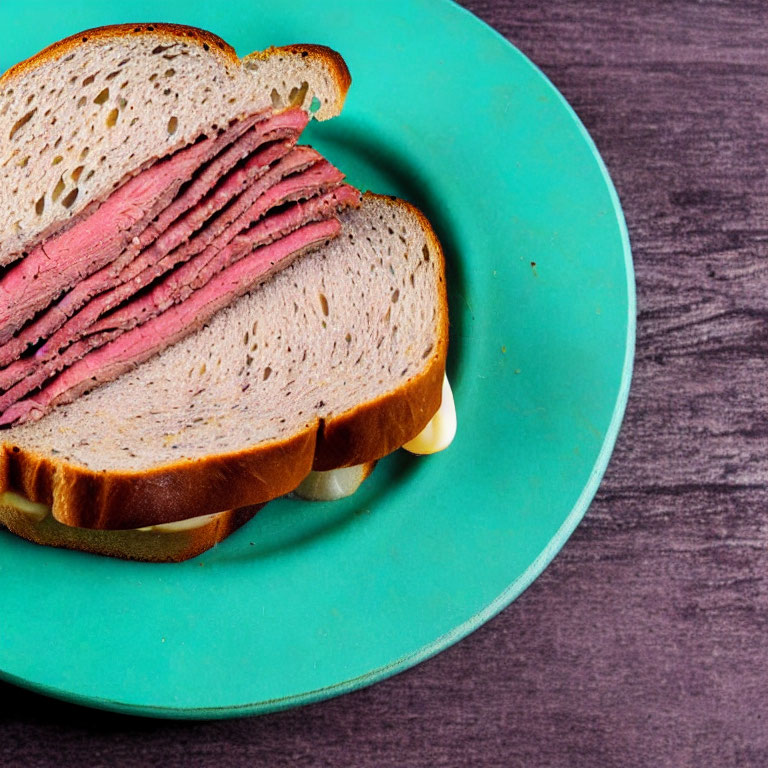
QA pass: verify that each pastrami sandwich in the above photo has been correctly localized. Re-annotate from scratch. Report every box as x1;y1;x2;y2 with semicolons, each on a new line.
0;24;451;561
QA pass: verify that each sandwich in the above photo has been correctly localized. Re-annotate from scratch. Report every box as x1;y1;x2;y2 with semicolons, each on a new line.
0;24;452;561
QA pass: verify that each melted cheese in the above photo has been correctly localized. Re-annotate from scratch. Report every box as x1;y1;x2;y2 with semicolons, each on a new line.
0;491;50;523
294;464;368;501
403;375;457;455
0;490;223;533
136;512;223;533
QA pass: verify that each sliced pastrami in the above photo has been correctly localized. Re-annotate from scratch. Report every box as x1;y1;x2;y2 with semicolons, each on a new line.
0;109;307;344
0;186;359;400
137;108;308;250
92;161;347;334
111;146;326;302
0;138;297;369
0;220;341;426
0;114;260;341
171;185;361;305
234;184;360;251
141;146;326;285
0;333;120;417
0;148;330;388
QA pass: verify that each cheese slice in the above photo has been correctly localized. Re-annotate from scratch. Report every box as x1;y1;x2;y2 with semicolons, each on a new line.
403;375;456;455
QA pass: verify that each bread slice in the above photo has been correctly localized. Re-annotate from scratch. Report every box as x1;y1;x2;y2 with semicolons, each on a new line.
0;193;448;530
0;23;350;267
0;460;377;562
0;498;262;562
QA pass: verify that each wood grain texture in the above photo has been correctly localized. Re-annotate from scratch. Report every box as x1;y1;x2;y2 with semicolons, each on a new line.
1;2;766;765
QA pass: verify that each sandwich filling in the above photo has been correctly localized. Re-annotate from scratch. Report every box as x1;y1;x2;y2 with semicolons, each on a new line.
0;107;360;425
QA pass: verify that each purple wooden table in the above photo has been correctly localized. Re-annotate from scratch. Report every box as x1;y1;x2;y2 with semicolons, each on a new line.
2;2;766;765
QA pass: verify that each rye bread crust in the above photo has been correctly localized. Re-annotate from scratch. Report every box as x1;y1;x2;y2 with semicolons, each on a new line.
0;501;262;562
0;23;351;118
0;195;449;530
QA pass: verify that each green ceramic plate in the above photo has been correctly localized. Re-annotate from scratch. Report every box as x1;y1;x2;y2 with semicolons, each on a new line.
0;0;634;718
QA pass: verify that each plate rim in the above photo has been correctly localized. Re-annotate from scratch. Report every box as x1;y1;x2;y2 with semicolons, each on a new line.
0;0;635;719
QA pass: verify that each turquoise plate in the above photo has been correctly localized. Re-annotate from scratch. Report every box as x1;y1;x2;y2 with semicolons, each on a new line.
0;0;634;718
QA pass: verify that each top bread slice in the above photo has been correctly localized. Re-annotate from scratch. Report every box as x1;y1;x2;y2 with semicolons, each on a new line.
0;193;449;530
0;23;350;267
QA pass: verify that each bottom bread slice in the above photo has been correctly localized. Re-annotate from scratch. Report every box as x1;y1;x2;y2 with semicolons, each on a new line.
0;500;261;562
0;461;377;562
0;193;448;530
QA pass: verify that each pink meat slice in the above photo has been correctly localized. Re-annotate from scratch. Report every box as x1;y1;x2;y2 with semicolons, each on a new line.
0;137;297;370
5;149;330;382
0;186;359;403
136;109;308;252
165;183;360;307
0;109;307;344
0;113;261;341
91;161;346;334
62;115;307;312
108;146;325;309
233;185;360;254
0;220;341;426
